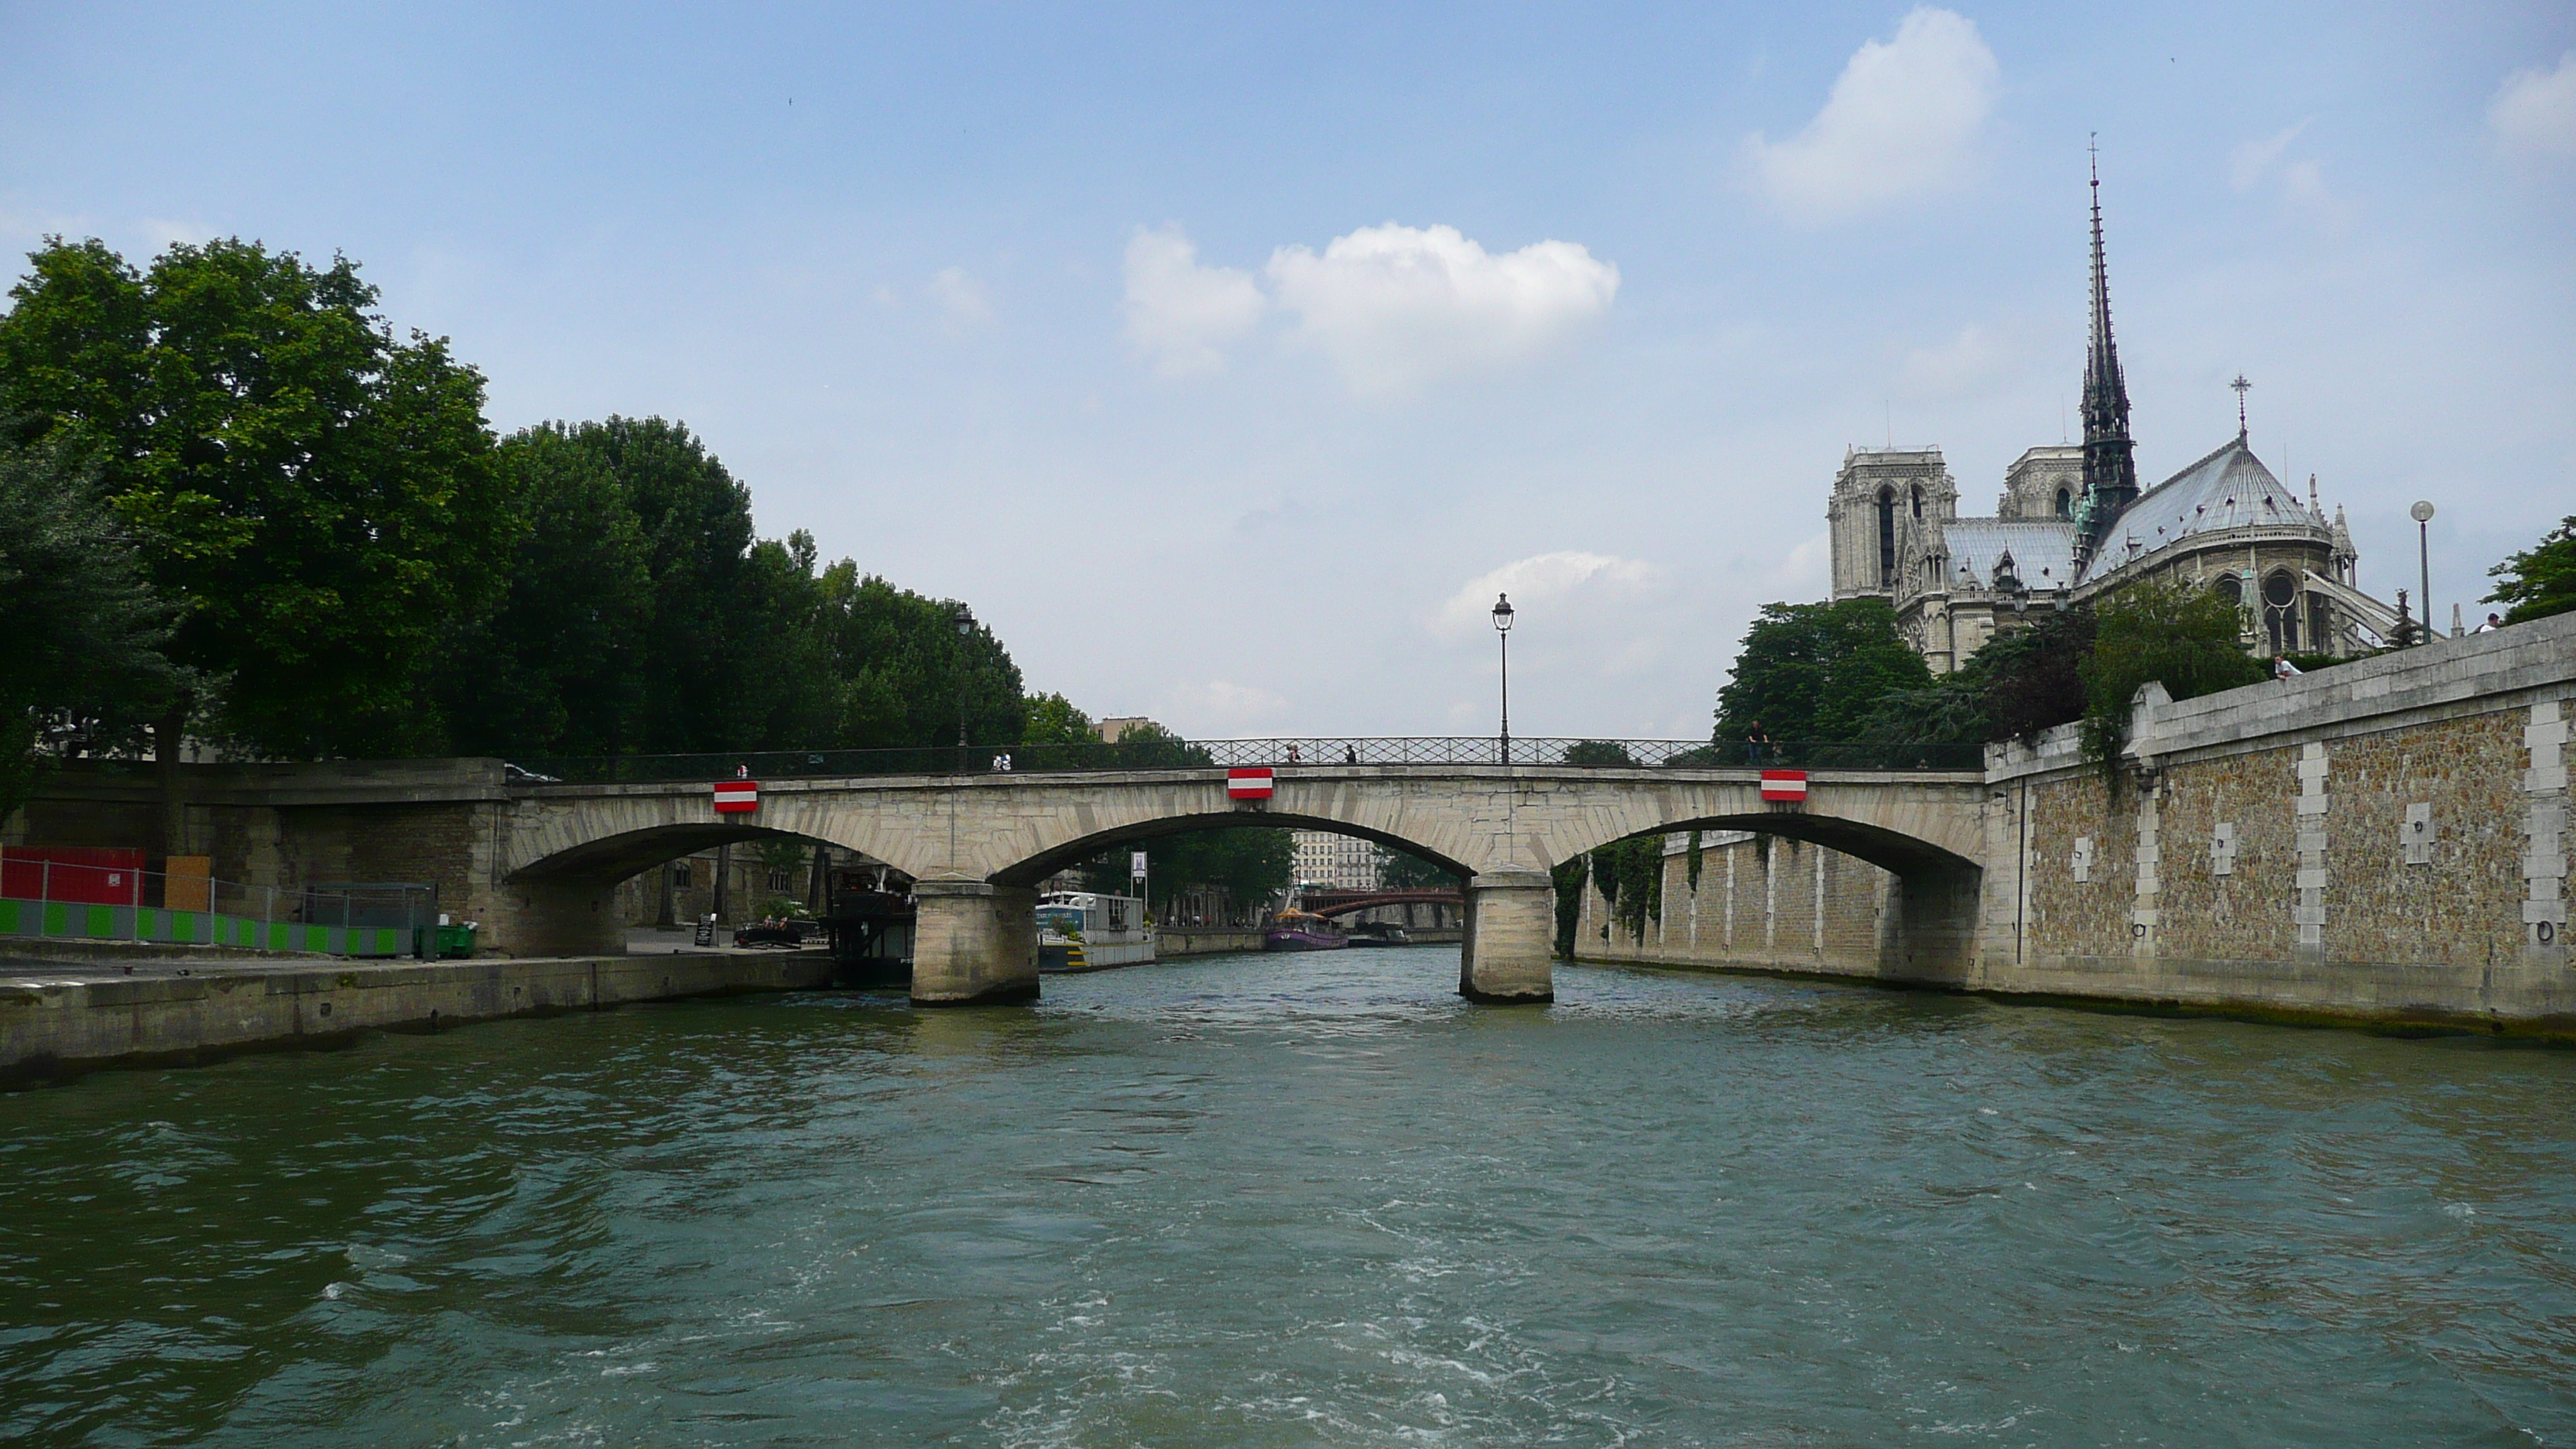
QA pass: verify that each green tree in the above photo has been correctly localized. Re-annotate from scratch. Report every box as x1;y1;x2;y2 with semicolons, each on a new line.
812;563;1026;753
0;433;179;812
2487;516;2576;625
2081;581;2267;765
1561;739;1637;766
1714;598;1932;747
1020;692;1101;769
1861;605;2097;745
1551;855;1588;957
1588;835;1665;944
1084;827;1293;916
1372;846;1458;889
560;416;850;753
0;238;509;757
1094;719;1211;769
430;425;653;756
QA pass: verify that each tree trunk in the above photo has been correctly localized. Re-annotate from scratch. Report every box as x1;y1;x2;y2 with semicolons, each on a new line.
150;701;187;909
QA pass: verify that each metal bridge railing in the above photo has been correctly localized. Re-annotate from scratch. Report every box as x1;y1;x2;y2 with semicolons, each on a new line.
505;738;1984;785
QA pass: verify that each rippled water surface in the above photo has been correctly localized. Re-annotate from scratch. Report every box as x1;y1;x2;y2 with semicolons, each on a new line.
5;947;2575;1446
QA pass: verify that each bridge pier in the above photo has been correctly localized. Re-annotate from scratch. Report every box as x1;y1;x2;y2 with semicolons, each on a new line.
1459;870;1554;1004
910;879;1041;1006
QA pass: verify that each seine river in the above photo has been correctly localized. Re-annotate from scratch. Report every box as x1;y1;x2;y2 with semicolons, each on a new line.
5;947;2574;1446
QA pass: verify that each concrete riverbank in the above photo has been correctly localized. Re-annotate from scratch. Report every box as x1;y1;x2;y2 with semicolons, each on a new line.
0;950;834;1085
1156;927;1264;956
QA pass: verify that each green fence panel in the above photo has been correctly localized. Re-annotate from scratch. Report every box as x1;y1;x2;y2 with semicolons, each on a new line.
0;894;391;958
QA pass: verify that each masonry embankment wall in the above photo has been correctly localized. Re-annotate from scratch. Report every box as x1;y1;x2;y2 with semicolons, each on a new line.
0;951;834;1084
1574;834;1899;979
1583;615;2576;1039
1156;928;1265;957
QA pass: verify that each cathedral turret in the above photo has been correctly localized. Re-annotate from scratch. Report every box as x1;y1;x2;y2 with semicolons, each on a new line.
2070;149;2139;575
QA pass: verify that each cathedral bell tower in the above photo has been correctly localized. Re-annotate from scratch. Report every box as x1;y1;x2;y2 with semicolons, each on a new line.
2070;146;2139;575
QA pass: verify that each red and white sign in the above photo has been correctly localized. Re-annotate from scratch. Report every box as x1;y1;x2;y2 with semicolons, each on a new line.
713;779;760;814
1227;767;1275;800
1759;769;1808;803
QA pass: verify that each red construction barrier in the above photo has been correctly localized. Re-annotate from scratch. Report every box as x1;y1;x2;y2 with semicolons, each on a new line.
1;847;146;905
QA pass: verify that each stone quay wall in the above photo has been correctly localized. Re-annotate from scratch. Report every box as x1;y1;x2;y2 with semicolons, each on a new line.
1584;611;2576;1036
0;951;834;1084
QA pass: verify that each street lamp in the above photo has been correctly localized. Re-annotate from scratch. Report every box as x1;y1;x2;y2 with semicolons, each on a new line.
1491;593;1515;765
2409;500;2434;646
952;603;975;771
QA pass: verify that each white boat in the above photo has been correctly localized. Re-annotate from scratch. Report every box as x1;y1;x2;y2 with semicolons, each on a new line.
1036;890;1157;971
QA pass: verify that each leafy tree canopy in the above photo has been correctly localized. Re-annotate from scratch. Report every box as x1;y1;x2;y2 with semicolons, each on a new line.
1861;605;2097;745
1713;598;1932;745
1083;827;1293;913
1373;847;1459;889
0;237;509;756
1561;740;1637;766
0;432;179;811
813;561;1026;753
2487;516;2576;625
2081;581;2268;762
431;425;653;756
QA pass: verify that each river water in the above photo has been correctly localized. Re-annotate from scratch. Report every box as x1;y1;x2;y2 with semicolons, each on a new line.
4;947;2574;1446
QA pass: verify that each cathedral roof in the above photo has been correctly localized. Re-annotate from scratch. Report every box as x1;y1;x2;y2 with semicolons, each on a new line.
1942;519;2078;594
2080;436;2321;581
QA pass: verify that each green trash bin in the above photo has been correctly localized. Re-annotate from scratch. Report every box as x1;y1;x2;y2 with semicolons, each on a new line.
436;923;477;959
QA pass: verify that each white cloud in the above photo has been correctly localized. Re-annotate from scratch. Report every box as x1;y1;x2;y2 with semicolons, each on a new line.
1156;679;1290;731
926;266;992;323
1745;7;1999;224
1900;322;2014;399
2278;159;2355;235
2228;120;2311;192
1122;224;1266;376
1265;223;1619;394
140;218;216;249
1430;551;1659;639
1770;532;1832;594
2491;52;2576;158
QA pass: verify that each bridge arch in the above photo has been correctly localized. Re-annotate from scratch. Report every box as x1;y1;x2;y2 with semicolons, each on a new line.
986;810;1464;889
1546;793;1987;988
507;821;815;886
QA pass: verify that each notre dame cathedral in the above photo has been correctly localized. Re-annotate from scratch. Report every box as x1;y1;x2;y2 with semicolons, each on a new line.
1825;166;2402;673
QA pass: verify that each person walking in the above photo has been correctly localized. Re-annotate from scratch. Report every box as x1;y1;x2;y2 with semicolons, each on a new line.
1745;721;1772;766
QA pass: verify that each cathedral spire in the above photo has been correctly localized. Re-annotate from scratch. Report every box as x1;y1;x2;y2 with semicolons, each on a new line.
2072;140;2140;575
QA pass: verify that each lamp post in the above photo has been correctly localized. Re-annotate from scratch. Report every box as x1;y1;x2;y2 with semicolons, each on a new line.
1491;593;1515;765
952;603;975;771
2409;501;2434;646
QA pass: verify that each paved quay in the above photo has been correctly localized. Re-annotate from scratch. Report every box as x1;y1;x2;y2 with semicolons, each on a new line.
0;947;833;1086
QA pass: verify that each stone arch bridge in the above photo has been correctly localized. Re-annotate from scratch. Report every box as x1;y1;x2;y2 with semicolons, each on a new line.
496;760;1995;1004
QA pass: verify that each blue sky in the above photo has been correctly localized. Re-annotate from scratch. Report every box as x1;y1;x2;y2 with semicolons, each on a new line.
5;2;2571;739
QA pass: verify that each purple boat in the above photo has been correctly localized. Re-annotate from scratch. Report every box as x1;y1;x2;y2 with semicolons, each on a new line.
1262;909;1348;952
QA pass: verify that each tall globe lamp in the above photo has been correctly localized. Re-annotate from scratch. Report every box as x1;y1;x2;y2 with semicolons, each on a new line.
1492;593;1516;766
2409;501;2434;646
952;603;976;770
